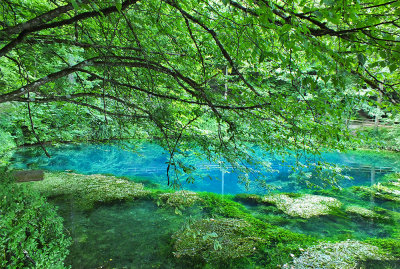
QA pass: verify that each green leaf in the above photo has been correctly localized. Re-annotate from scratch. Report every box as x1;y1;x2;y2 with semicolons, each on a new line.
222;0;230;5
389;63;397;72
71;0;79;10
213;240;222;250
357;53;366;66
259;53;266;63
115;0;122;12
281;24;291;32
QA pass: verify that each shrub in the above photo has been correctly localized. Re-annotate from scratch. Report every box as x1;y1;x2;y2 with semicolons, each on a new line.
0;171;71;268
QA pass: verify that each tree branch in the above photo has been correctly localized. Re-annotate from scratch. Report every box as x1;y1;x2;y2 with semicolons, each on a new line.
0;0;140;57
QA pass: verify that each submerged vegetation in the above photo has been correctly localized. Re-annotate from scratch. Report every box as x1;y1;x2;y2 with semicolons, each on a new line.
158;190;202;209
1;171;396;268
286;240;388;269
29;172;151;210
262;193;342;218
172;218;261;265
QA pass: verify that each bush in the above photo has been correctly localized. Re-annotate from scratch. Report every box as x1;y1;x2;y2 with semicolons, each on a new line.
0;171;71;268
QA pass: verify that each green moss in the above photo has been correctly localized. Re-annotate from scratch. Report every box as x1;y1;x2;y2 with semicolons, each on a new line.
286;240;390;269
172;218;263;265
352;175;400;203
345;205;388;220
262;194;342;218
233;193;263;205
199;193;250;219
158;190;202;209
366;238;400;259
197;192;316;267
28;172;151;210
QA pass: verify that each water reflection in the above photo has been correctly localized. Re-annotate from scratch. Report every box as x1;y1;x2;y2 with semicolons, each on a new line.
9;143;400;195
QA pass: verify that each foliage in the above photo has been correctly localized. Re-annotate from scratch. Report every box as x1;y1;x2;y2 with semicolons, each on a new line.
366;238;400;259
0;128;15;154
0;170;71;268
1;0;399;181
286;240;389;269
28;172;151;210
353;127;400;151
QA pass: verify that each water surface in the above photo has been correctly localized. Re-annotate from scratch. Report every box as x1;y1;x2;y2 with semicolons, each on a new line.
10;142;400;194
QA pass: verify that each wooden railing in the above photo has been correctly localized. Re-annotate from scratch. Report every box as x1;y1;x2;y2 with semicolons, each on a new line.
348;119;397;128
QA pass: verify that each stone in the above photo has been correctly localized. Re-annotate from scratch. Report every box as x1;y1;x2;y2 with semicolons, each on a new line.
345;205;387;220
262;194;342;218
14;170;44;182
286;240;389;269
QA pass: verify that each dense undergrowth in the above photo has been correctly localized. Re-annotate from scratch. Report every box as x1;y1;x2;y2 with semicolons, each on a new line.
2;170;399;268
0;170;71;268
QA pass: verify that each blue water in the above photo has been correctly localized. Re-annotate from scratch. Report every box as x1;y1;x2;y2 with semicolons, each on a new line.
10;142;400;194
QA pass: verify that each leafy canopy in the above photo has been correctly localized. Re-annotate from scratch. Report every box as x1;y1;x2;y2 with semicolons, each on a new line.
0;0;399;184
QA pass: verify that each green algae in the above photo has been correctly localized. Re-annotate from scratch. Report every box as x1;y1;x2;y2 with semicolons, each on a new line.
16;171;400;268
172;218;262;265
158;190;202;209
286;240;390;269
352;173;400;203
366;238;400;259
28;172;151;210
234;180;400;242
262;193;342;218
345;205;388;220
197;192;317;267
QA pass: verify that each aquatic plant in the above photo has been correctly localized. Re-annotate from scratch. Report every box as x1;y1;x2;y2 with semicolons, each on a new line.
0;171;71;268
353;175;400;203
29;172;150;209
234;193;263;205
198;192;317;267
262;194;342;218
345;205;388;220
286;240;389;269
366;238;400;259
158;190;202;209
172;218;262;264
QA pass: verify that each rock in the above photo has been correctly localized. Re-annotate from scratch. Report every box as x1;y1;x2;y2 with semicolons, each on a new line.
29;172;151;210
158;190;201;208
345;205;388;220
13;170;44;182
354;179;400;203
287;240;389;269
262;194;342;218
172;218;262;263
